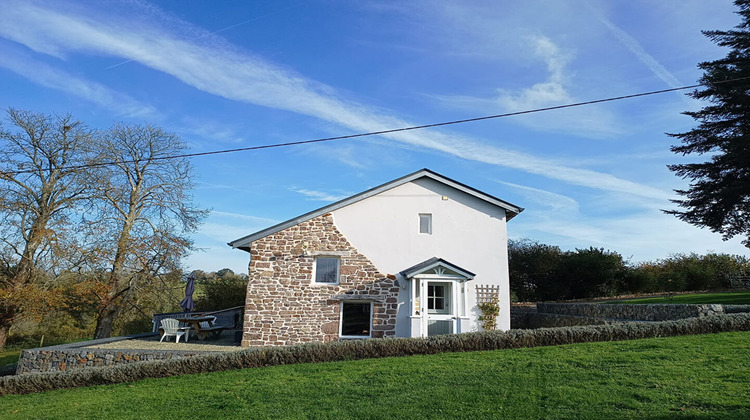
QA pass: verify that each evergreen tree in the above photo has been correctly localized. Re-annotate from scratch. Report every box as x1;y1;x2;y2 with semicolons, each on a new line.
667;0;750;248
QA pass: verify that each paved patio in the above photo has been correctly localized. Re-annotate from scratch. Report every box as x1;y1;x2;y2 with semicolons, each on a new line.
86;330;244;353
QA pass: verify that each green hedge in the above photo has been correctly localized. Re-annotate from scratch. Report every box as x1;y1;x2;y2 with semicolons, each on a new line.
2;313;749;396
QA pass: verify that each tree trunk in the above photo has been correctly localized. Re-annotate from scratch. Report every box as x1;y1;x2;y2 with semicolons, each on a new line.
93;186;139;340
0;306;17;349
0;324;9;350
93;303;122;339
0;214;50;348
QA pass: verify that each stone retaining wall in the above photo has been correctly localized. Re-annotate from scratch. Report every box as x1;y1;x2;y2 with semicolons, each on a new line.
724;305;750;314
16;334;205;375
536;303;725;321
510;311;614;329
511;302;735;329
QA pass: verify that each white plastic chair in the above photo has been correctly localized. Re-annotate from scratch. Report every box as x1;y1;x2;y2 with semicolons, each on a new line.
159;318;188;343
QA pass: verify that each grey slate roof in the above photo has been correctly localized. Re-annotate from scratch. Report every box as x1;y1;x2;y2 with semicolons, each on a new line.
399;257;476;279
228;168;523;252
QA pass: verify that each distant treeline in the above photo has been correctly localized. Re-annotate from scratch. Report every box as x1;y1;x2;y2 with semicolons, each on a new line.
509;239;750;302
6;268;247;349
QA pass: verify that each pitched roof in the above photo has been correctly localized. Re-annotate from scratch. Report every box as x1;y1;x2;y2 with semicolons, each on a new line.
228;168;523;252
399;257;476;279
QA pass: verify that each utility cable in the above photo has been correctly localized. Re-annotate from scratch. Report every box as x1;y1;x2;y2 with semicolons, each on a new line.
3;76;750;177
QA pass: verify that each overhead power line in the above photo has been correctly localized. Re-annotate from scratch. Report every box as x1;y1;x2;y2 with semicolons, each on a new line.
3;76;750;177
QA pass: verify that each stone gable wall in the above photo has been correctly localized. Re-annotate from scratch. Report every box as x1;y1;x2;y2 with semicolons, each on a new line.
242;214;399;347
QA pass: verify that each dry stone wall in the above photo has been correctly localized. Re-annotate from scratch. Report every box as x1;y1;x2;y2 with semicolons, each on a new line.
536;303;725;321
242;213;399;347
511;302;731;329
16;335;203;374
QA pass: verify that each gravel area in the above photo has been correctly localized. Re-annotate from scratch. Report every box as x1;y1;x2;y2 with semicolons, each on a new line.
86;330;244;352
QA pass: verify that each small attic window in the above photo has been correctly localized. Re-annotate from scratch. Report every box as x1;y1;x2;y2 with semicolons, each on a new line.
419;213;432;235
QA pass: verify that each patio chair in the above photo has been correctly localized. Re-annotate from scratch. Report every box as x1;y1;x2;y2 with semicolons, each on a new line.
199;316;217;330
159;318;189;343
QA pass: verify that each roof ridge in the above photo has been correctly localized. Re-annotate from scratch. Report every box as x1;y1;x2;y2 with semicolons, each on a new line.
228;168;523;251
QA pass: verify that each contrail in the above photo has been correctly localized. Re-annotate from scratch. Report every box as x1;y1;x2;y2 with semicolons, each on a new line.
599;15;682;89
104;6;293;70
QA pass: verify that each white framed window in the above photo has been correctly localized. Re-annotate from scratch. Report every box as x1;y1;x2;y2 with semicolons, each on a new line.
339;301;373;338
313;257;340;284
419;213;432;234
427;282;451;315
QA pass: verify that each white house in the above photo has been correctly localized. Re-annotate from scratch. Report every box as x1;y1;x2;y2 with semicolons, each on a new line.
229;169;523;346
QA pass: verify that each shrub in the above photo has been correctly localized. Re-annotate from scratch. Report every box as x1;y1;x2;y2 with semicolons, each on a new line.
194;269;248;311
1;313;748;396
510;238;750;300
509;240;630;301
508;239;563;301
478;297;500;331
552;247;628;299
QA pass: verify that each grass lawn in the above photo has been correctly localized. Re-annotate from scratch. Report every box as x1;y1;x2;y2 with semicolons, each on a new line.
0;348;21;368
0;332;748;419
609;291;750;305
1;338;92;372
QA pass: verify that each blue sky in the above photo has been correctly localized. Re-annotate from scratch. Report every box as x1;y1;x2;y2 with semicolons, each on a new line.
1;0;747;273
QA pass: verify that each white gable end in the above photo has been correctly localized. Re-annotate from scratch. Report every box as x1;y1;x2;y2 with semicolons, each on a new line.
331;177;511;331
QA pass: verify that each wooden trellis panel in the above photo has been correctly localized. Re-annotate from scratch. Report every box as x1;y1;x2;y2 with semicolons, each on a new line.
475;284;500;304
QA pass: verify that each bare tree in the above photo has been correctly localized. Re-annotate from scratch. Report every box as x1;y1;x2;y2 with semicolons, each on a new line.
88;123;206;339
0;109;93;348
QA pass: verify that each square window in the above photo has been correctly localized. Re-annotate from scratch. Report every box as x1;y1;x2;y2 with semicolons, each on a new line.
419;213;432;234
314;257;339;284
341;301;371;337
427;283;451;314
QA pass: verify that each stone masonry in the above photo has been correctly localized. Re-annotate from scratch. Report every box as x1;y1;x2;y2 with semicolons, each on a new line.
15;334;204;374
511;302;731;329
242;213;399;347
536;302;725;321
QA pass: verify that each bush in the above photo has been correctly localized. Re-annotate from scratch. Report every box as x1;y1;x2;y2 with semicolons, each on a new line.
509;240;629;301
510;238;750;300
508;239;563;301
657;253;749;291
552;247;628;299
2;313;749;396
193;269;248;311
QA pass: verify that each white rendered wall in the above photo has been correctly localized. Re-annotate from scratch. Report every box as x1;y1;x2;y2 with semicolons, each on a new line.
331;178;511;333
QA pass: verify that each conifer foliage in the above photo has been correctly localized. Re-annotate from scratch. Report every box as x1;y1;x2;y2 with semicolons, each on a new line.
667;0;750;247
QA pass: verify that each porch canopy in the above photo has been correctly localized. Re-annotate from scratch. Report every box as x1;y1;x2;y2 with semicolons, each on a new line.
400;257;475;337
400;257;475;280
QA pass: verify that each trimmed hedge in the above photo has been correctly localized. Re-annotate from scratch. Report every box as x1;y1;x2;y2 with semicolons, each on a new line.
1;313;749;396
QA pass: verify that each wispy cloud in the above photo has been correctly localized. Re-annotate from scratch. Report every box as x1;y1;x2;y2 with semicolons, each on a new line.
496;36;573;111
497;181;580;215
502;181;748;261
429;35;623;139
210;211;279;225
513;207;749;262
0;0;663;202
0;41;157;118
291;189;349;202
177;118;247;146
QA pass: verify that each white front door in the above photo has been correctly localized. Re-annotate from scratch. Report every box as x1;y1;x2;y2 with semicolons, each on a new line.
420;279;455;336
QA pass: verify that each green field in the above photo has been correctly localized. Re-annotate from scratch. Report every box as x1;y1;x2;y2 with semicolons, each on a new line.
609;291;750;305
0;348;20;368
1;331;748;419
